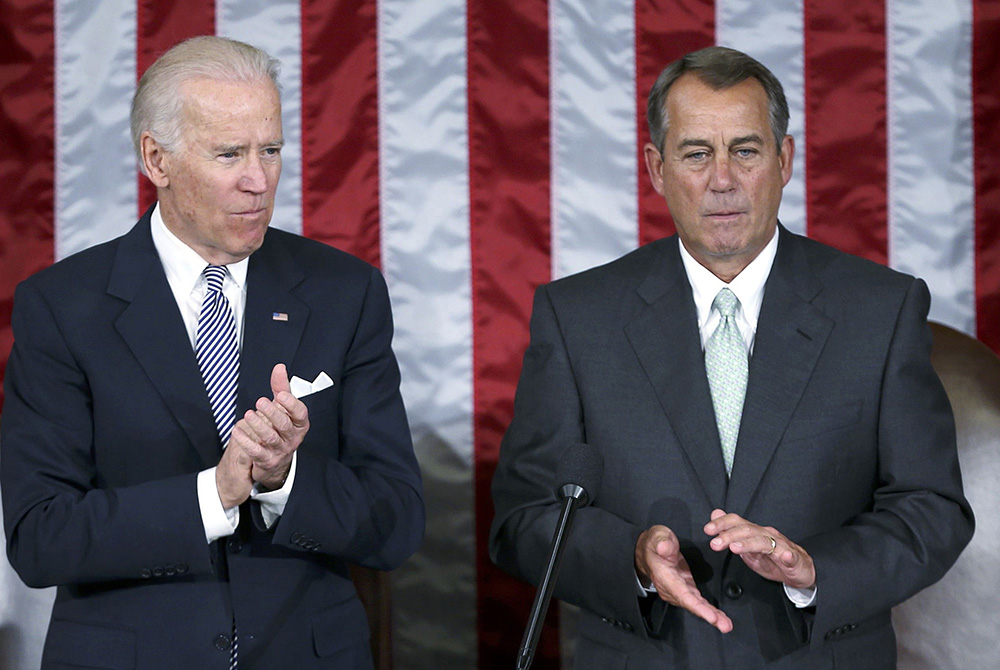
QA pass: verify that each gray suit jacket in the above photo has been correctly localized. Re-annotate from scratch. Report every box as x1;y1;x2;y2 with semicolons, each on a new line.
490;226;973;669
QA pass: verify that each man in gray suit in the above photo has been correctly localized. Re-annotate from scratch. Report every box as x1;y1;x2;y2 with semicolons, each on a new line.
490;46;973;669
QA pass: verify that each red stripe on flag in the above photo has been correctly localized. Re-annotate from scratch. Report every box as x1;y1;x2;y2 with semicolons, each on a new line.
635;0;715;247
300;0;380;268
0;0;55;408
973;1;1000;354
136;0;215;214
467;0;554;666
803;0;888;263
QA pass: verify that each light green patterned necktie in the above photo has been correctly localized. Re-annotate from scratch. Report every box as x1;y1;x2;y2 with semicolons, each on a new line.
704;287;748;476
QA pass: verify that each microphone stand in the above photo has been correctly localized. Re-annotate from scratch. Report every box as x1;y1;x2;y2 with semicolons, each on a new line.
516;484;585;670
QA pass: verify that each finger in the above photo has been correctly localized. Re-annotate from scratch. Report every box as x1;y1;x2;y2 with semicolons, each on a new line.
704;511;747;536
270;363;291;397
230;426;269;463
240;408;276;443
255;398;294;437
730;533;780;556
273;392;309;426
657;575;733;634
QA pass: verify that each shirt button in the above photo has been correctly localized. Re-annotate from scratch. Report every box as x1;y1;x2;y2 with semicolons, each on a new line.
724;582;743;599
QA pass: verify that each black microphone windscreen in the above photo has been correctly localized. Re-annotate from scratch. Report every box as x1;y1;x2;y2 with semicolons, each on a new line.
555;442;604;506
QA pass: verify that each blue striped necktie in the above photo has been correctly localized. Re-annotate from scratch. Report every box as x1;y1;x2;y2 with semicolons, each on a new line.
195;265;241;669
195;265;240;448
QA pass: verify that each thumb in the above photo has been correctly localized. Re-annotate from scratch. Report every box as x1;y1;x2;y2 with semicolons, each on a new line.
270;363;291;397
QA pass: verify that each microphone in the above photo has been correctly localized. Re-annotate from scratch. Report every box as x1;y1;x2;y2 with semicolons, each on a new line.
516;443;604;670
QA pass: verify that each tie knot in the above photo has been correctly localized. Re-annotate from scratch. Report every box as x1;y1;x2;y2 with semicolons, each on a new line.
713;287;739;318
203;265;226;293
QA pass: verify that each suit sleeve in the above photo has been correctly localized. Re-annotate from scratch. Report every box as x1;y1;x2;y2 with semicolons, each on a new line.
490;285;653;636
269;266;424;571
802;278;974;645
1;280;214;588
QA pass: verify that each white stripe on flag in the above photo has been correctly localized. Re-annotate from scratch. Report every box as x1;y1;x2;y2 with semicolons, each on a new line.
217;0;303;235
377;0;477;666
717;0;807;235
55;0;138;259
550;0;638;280
886;0;976;333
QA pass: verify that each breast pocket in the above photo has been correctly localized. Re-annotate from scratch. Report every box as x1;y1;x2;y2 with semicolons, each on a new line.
782;401;863;443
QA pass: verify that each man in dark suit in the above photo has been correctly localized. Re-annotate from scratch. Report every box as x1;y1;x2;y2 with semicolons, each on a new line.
1;36;423;669
490;46;973;668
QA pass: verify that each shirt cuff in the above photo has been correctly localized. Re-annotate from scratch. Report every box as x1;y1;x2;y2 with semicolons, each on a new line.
784;583;817;608
250;452;297;529
197;467;239;544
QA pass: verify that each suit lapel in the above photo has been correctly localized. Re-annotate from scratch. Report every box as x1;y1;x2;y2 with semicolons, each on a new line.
724;228;834;514
624;238;728;509
109;214;222;468
238;231;308;414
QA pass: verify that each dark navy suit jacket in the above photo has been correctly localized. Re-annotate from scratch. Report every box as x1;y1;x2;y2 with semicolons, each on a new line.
490;226;973;669
2;208;424;669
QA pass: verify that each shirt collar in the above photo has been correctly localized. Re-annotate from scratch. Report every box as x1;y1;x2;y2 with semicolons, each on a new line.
678;225;779;331
150;203;249;292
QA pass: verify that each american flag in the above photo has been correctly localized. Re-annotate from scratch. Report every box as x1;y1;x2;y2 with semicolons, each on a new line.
1;0;997;668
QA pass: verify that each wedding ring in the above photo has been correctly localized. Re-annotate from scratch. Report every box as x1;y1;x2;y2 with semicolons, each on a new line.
765;535;777;555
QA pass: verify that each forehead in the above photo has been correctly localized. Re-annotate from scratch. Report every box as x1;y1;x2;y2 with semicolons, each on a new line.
663;74;770;143
179;77;282;137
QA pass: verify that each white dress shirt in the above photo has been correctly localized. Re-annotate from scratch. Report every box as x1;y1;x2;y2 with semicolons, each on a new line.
638;227;816;608
150;204;296;543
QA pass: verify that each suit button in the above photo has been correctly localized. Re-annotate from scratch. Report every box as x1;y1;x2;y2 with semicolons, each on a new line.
724;583;743;599
290;532;301;542
176;563;189;574
152;567;164;577
214;634;231;651
623;622;634;632
228;537;243;553
139;568;152;579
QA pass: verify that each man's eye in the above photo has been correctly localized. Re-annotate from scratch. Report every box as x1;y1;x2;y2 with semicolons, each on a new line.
735;148;757;157
687;151;709;160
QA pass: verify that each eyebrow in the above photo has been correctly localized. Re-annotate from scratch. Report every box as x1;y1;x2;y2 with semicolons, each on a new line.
675;134;765;152
212;139;285;153
728;134;764;147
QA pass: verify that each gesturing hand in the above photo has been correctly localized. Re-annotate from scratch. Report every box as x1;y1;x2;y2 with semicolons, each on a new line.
229;363;310;491
704;509;816;590
635;525;734;633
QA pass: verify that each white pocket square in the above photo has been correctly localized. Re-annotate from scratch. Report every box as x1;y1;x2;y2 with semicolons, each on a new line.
289;371;334;398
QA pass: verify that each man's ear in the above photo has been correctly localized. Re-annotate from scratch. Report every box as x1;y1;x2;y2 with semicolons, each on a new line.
140;132;170;188
643;142;666;196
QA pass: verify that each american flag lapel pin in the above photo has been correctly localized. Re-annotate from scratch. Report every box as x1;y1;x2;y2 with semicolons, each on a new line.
272;312;289;322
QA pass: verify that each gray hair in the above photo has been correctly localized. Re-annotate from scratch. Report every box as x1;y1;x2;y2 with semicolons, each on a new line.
646;46;789;154
130;35;281;174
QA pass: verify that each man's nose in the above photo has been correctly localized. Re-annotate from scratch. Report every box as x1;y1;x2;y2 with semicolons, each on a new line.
239;155;269;193
709;155;736;191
